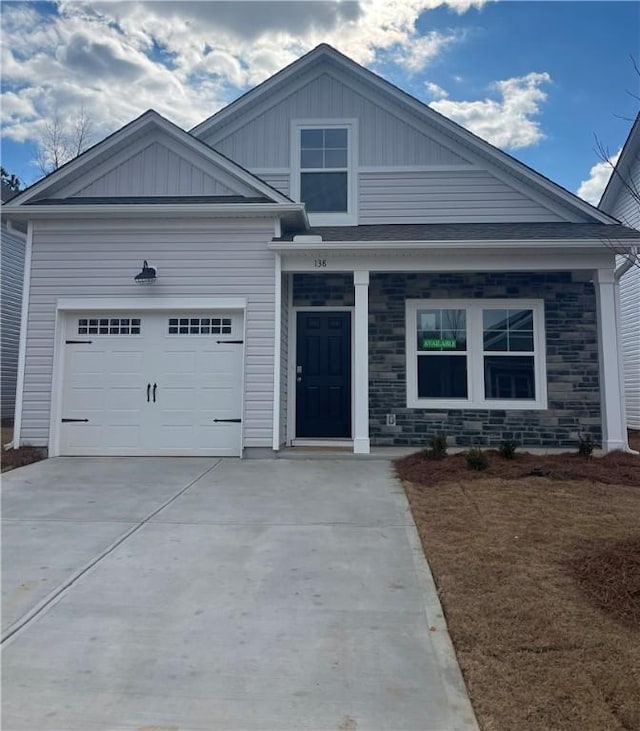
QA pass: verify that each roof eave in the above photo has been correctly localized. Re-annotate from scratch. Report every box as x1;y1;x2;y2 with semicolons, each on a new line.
269;237;640;252
3;202;308;225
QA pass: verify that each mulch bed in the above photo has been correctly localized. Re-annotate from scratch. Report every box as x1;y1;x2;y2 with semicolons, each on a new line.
397;448;640;487
396;447;640;731
1;445;43;472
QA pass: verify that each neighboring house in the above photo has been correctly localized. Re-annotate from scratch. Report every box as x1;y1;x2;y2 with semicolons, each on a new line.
4;44;640;457
598;113;640;430
1;181;26;425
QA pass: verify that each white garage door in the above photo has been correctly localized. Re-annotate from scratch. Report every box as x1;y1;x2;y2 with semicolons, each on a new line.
59;311;244;456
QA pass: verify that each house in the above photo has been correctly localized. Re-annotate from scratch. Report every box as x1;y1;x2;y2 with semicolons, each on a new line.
598;113;640;431
4;44;640;457
1;181;26;425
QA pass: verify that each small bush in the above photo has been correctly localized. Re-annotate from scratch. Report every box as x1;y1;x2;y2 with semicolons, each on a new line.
426;433;448;460
466;447;489;471
499;440;518;460
578;433;595;459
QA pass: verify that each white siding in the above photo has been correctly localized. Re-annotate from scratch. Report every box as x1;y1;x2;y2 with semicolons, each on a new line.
21;218;276;449
70;142;253;198
608;152;640;429
201;71;472;169
259;173;290;197
1;223;26;422
620;264;640;429
359;170;565;224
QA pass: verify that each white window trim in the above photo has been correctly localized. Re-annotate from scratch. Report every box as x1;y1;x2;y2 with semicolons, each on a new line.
290;119;358;226
405;299;548;410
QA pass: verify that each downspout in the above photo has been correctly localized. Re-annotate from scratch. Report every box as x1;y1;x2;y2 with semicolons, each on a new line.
614;246;639;454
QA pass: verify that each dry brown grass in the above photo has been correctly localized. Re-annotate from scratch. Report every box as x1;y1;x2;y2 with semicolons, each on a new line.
396;450;640;731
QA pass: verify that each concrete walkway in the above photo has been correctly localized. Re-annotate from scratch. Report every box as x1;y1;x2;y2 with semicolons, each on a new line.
2;457;477;731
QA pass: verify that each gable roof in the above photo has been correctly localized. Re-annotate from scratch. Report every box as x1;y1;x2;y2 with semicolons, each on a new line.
192;44;617;226
6;109;295;207
598;112;640;213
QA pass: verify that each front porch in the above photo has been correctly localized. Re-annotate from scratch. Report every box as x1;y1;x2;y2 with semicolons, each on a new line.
271;236;628;454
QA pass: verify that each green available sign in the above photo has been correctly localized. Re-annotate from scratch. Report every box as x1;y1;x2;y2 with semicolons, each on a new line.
422;338;457;349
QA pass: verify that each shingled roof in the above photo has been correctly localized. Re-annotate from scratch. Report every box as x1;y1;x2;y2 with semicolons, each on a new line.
274;222;640;242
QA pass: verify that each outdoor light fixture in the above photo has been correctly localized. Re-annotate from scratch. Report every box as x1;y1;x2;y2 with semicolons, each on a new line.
134;260;157;284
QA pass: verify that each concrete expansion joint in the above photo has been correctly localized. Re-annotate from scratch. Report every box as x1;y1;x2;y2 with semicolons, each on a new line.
1;459;223;646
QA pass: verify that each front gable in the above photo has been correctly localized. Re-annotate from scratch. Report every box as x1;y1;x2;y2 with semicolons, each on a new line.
10;110;292;206
193;45;614;226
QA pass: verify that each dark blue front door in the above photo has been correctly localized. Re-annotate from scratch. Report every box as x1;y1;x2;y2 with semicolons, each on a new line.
296;311;351;438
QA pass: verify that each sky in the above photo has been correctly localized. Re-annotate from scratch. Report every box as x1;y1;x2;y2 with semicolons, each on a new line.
1;0;639;204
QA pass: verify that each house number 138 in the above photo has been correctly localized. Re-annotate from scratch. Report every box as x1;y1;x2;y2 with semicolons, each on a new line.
314;259;327;268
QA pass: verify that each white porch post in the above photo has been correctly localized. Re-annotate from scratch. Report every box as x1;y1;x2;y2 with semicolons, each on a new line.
594;268;627;452
353;270;370;454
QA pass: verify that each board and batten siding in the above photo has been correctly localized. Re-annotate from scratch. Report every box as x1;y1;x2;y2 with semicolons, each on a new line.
359;169;565;224
1;223;26;422
199;71;472;169
65;142;256;198
20;218;277;449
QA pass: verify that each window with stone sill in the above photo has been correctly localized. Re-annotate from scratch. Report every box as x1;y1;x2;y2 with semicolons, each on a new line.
405;299;547;410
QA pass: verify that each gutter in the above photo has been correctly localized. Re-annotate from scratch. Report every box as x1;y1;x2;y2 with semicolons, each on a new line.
2;202;307;221
614;246;639;280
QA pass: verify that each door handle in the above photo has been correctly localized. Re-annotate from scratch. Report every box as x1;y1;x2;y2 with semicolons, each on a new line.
152;383;157;402
147;383;151;402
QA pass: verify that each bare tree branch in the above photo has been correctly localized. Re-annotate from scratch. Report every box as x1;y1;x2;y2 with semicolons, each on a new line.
33;109;95;177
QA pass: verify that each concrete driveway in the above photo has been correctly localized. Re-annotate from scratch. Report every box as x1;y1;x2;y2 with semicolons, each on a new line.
2;457;477;731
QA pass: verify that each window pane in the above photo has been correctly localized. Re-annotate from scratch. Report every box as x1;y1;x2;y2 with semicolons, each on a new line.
483;309;509;330
483;308;534;352
483;331;509;351
509;332;534;351
508;309;533;331
417;308;466;351
324;149;348;168
301;149;323;169
324;128;347;148
301;172;347;212
301;129;323;148
418;355;468;398
484;356;535;399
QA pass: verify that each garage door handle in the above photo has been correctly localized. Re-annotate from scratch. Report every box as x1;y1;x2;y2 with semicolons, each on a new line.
147;383;151;402
153;383;157;402
213;418;242;423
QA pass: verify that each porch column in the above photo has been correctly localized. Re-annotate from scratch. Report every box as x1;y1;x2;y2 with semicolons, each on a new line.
594;268;627;452
353;270;370;454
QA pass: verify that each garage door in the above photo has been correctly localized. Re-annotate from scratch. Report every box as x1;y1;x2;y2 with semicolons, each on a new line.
59;311;244;456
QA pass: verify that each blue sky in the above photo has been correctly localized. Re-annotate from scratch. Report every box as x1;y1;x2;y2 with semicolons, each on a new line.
1;1;638;202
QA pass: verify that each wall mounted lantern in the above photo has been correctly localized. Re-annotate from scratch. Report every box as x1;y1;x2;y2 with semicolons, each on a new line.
134;260;157;284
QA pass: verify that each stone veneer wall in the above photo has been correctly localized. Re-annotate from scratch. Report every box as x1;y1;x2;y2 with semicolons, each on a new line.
292;272;601;448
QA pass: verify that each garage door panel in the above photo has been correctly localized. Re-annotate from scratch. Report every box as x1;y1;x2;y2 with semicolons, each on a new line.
59;311;244;456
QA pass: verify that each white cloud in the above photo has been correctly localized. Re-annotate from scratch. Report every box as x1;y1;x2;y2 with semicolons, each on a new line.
425;81;449;99
577;150;620;205
1;0;489;179
393;31;461;72
431;72;552;149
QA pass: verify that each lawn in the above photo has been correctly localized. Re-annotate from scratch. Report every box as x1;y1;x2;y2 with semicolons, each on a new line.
396;437;640;731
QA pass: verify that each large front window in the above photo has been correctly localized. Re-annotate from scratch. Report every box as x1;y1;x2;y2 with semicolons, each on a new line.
406;299;546;409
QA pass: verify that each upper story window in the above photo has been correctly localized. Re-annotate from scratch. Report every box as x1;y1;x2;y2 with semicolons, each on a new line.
291;120;357;225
